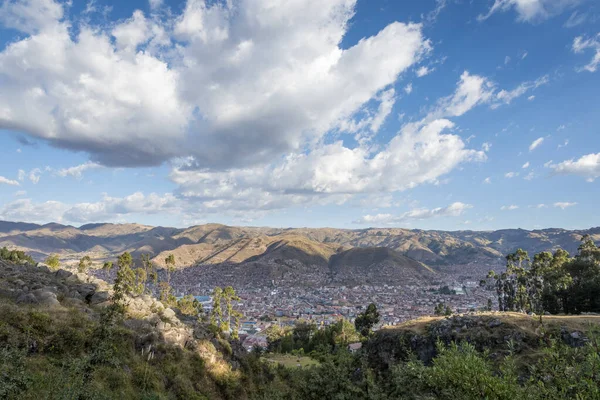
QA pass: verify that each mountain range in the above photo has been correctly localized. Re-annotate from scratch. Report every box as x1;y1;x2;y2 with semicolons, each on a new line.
1;220;598;284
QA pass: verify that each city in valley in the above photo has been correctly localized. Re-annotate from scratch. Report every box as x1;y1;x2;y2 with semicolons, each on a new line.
162;260;499;349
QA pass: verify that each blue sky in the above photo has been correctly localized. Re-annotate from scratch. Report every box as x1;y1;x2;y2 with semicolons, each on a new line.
0;0;598;230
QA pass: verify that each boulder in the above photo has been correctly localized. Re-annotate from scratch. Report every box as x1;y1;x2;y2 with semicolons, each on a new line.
13;279;25;287
162;308;177;321
55;269;73;279
74;284;97;300
16;293;38;304
34;291;60;307
89;291;110;305
37;265;51;274
69;290;83;300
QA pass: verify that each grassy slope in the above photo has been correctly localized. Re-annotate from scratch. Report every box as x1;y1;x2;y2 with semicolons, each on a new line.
0;261;254;400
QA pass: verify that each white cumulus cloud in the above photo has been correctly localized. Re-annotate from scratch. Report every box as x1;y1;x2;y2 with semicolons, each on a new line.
547;153;600;181
0;0;431;169
0;192;179;224
0;176;20;186
57;162;103;179
553;202;577;209
416;65;434;77
354;202;472;225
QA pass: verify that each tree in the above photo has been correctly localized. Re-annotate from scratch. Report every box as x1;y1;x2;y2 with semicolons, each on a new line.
211;287;223;329
488;236;600;315
45;254;60;271
134;267;147;296
177;295;203;316
293;320;318;349
133;254;155;295
231;310;243;340
434;303;452;316
78;255;92;274
488;249;532;312
444;305;453;316
159;282;176;307
102;261;113;273
265;324;291;352
210;286;241;337
1;247;35;265
223;286;240;333
331;319;360;346
164;254;176;284
115;252;135;296
141;254;158;286
434;302;445;316
354;303;380;337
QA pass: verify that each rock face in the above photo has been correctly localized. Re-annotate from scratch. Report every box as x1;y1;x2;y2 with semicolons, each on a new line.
0;262;114;309
55;269;73;279
32;289;60;307
0;261;202;351
366;313;593;369
89;291;110;305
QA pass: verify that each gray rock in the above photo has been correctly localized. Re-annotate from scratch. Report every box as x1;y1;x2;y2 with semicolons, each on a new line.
157;321;167;330
162;308;176;320
16;293;38;304
488;319;502;328
55;269;73;279
144;313;161;326
37;265;51;273
65;275;80;284
57;284;69;294
34;291;60;307
13;279;25;287
75;284;96;299
69;290;83;300
89;291;110;305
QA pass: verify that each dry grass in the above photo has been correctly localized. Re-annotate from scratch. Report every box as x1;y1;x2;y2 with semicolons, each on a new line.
383;312;600;335
264;354;320;368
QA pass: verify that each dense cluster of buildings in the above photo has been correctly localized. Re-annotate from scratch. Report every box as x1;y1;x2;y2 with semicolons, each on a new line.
167;268;496;350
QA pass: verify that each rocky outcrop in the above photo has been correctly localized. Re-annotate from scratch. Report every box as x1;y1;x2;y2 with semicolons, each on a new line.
366;313;594;370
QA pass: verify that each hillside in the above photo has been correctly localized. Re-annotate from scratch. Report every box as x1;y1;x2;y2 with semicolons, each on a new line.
367;312;600;369
0;259;253;399
1;258;600;399
0;220;597;276
328;247;434;285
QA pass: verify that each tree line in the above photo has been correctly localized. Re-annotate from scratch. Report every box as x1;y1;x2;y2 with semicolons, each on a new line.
264;303;380;355
487;235;600;314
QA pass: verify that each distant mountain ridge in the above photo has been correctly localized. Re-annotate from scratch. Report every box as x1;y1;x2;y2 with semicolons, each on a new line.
0;221;597;278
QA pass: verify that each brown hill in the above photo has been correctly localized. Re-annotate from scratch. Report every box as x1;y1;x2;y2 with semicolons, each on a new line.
328;247;434;285
245;235;341;266
0;220;597;278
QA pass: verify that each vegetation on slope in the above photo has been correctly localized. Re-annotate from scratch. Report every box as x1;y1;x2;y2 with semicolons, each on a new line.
2;238;600;399
487;235;600;314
